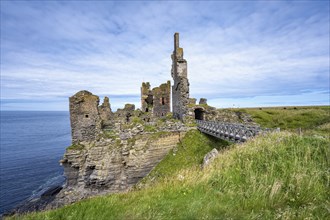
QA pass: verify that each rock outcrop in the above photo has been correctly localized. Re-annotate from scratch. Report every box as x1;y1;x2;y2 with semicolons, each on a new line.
201;148;219;169
51;129;186;208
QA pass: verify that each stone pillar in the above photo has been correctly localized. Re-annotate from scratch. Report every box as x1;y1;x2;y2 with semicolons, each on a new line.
174;33;179;51
141;82;152;113
171;33;189;121
99;97;113;128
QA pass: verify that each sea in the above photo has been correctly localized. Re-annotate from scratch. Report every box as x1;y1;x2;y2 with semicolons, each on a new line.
0;111;71;215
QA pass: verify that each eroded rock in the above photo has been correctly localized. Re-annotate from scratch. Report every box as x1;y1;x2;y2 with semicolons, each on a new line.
202;148;219;169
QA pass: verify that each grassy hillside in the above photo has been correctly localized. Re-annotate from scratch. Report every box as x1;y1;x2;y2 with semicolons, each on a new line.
11;106;330;219
233;106;330;130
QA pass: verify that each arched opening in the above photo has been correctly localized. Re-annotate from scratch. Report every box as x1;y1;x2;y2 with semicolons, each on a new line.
161;97;165;105
146;108;149;112
194;108;204;120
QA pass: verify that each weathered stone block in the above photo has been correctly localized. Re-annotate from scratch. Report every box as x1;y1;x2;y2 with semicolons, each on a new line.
202;148;218;169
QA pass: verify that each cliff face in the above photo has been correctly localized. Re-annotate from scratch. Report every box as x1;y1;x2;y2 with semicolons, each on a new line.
50;130;185;207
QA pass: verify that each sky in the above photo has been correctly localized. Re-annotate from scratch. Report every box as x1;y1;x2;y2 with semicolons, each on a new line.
1;1;329;111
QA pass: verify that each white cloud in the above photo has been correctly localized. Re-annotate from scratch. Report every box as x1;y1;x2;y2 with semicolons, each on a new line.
1;1;329;110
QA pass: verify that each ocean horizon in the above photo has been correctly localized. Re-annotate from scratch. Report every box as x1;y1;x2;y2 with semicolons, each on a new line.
0;111;71;214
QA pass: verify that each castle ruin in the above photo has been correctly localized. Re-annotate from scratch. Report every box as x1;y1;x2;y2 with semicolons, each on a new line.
69;33;199;144
141;81;171;117
171;33;190;121
69;91;103;144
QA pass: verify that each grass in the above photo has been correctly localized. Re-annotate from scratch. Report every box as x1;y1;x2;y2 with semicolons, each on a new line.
143;124;157;132
10;106;330;219
66;144;84;151
233;106;330;130
101;130;118;139
138;130;229;187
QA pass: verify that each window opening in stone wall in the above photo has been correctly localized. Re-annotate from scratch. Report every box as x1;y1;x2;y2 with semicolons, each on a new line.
146;108;149;112
161;97;165;105
85;114;89;118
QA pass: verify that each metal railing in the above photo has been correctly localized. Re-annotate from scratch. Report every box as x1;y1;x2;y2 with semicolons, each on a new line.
196;120;270;142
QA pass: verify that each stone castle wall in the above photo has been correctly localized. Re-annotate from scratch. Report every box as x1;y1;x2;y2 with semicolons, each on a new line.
141;81;171;117
141;82;152;113
70;33;191;145
69;91;113;144
69;91;102;144
171;33;190;121
151;81;171;117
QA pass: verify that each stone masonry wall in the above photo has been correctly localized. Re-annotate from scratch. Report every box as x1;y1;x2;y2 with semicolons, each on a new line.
69;91;102;144
171;33;189;121
141;81;171;117
141;82;152;113
152;81;171;117
98;97;113;128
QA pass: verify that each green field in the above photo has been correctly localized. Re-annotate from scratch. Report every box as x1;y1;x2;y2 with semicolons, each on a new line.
234;106;329;130
11;106;330;219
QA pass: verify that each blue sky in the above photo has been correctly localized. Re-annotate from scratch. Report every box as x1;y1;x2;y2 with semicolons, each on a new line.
1;1;329;111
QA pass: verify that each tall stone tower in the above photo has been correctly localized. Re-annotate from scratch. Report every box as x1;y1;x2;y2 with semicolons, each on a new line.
69;90;102;144
171;33;189;120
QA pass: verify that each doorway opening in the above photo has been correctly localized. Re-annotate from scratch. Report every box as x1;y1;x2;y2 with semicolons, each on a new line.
194;108;204;120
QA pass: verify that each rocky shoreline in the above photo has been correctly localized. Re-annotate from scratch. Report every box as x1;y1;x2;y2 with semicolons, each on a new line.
2;185;62;218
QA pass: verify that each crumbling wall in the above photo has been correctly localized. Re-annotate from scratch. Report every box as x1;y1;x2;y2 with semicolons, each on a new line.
152;81;171;117
141;81;171;117
69;90;101;144
141;82;153;113
188;98;197;105
115;104;136;123
171;33;189;121
199;98;207;105
98;97;113;128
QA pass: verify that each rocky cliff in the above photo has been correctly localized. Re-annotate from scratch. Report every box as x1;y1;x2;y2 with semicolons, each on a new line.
47;121;188;209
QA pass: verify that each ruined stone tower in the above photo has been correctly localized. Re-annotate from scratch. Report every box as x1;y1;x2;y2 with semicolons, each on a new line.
171;33;189;120
141;81;171;117
69;91;112;144
69;91;101;144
